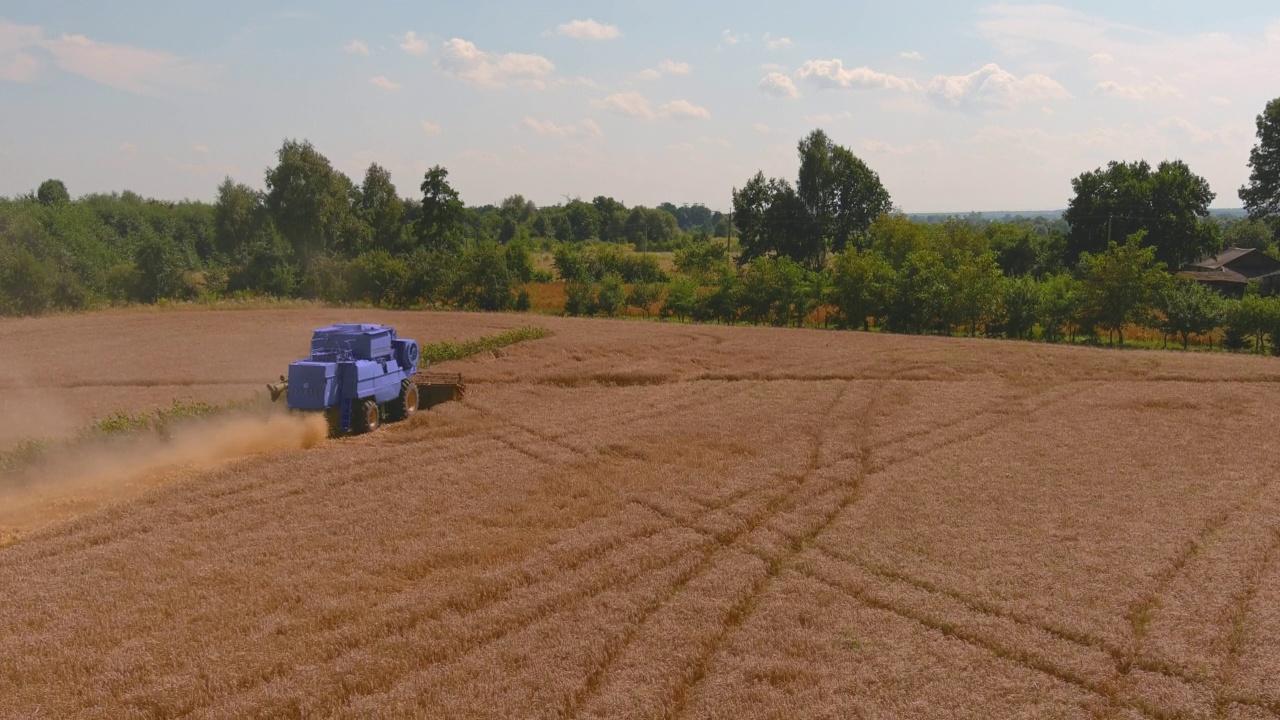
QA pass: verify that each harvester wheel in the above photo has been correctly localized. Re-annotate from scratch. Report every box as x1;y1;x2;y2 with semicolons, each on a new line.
388;380;419;421
353;398;380;434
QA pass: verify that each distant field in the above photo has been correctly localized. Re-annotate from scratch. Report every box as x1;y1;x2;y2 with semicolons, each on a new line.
2;309;1279;718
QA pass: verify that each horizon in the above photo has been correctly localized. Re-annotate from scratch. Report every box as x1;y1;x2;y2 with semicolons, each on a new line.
2;1;1277;212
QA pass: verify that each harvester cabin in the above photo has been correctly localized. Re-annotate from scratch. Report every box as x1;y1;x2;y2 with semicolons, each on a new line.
1178;247;1280;297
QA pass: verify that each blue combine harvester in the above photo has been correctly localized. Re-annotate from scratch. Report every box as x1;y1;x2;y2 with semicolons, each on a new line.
267;323;464;435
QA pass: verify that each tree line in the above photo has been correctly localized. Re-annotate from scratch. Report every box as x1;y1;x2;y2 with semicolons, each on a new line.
3;95;1280;354
0;139;726;315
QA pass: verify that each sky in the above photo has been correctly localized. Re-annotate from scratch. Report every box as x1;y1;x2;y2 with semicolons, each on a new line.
1;1;1278;213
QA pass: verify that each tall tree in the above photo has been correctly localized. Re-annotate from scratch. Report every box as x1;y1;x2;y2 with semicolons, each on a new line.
737;129;891;269
359;163;405;253
213;177;268;259
415;165;465;253
1240;97;1280;235
263;139;358;265
1064;160;1217;269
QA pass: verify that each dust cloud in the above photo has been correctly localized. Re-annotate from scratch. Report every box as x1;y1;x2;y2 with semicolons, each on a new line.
0;411;329;547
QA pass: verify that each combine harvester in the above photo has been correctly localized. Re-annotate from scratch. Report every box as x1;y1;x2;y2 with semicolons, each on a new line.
268;323;464;435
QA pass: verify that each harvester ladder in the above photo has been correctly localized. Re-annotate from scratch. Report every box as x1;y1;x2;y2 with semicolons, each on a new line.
337;372;351;431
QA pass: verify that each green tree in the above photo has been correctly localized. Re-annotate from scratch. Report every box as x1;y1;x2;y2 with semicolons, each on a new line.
1077;232;1168;346
500;194;537;224
1160;278;1225;349
1038;273;1081;343
36;179;70;207
133;232;191;302
662;277;700;322
359;163;405;253
953;252;1004;337
1222;219;1274;251
455;241;514;311
829;247;894;330
1240;97;1280;235
415;165;465;253
552;244;590;282
264;139;358;265
564;281;596;316
1065;160;1217;269
797;129;892;258
0;245;53;315
887;249;954;334
626;282;662;318
347;250;408;307
1002;276;1041;340
596;273;625;316
214;178;272;259
564;200;600;242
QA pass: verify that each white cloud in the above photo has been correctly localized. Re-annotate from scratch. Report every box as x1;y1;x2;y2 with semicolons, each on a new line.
1089;52;1113;66
758;72;799;98
36;30;210;94
593;91;654;119
420;120;442;135
900;51;923;61
400;31;429;56
1093;77;1183;100
344;40;370;56
370;75;400;90
637;68;661;80
660;99;711;120
119;143;139;153
797;59;920;92
764;34;793;50
927;64;1070;109
556;19;620;40
192;144;210;154
438;38;556;89
753;122;783;134
722;29;745;46
659;59;691;75
0;50;38;81
1208;95;1232;106
524;116;604;138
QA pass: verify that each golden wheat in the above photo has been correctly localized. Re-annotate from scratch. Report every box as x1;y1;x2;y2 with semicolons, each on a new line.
1;310;1278;718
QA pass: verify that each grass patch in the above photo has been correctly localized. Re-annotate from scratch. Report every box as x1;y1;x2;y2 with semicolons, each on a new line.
2;398;265;479
89;399;227;439
420;326;550;365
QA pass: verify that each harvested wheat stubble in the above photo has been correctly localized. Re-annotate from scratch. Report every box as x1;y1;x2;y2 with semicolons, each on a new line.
2;310;1280;719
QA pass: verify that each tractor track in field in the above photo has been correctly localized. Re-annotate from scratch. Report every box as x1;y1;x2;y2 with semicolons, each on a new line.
663;380;1084;719
561;378;1077;719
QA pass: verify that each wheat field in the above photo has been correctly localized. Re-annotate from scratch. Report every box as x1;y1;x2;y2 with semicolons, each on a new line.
2;308;1279;719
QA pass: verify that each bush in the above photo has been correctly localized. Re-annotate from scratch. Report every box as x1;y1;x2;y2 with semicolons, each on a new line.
596;273;625;317
564;281;596;316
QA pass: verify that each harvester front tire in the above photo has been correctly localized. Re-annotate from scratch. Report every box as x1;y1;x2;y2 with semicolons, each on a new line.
354;399;380;434
388;380;419;421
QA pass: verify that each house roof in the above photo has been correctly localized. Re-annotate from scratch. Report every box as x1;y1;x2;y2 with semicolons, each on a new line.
1189;246;1256;270
1177;269;1249;284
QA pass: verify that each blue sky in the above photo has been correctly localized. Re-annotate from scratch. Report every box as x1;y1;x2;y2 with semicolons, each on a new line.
2;1;1278;212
